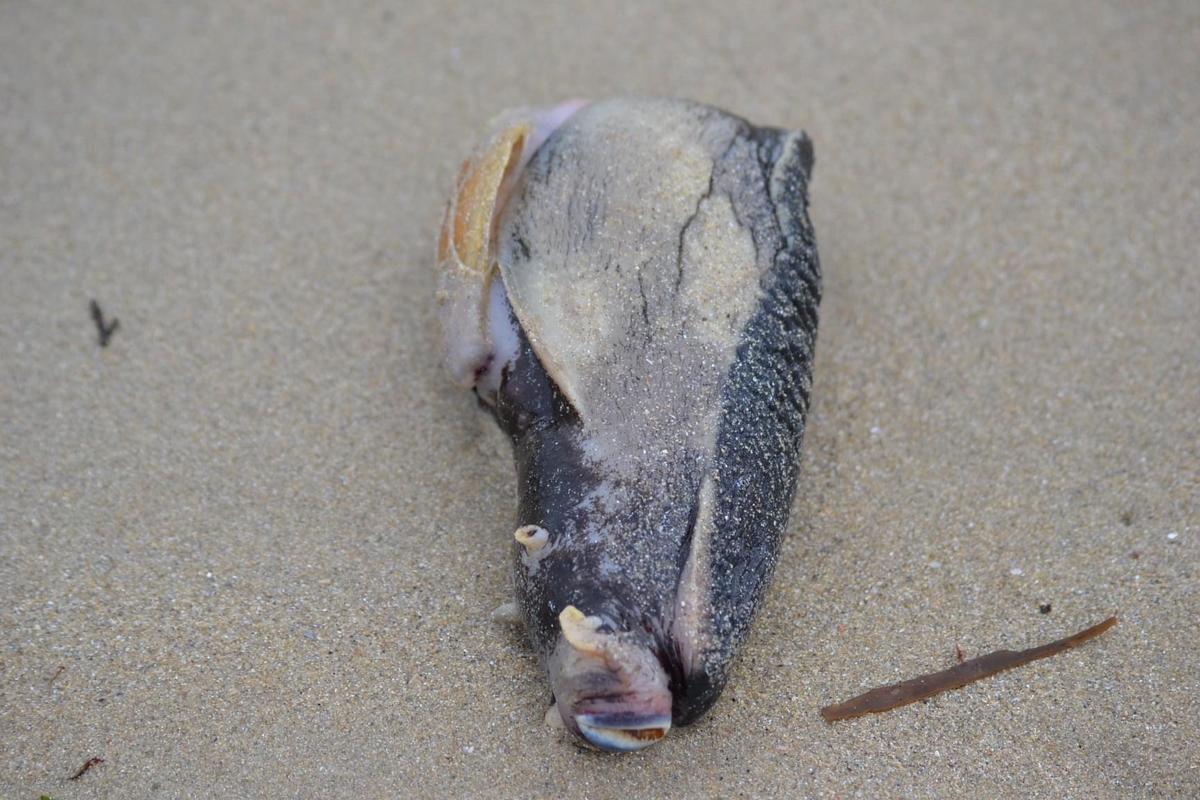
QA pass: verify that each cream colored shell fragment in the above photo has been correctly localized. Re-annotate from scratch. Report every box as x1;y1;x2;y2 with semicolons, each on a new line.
435;101;588;388
435;120;530;387
558;606;606;656
513;524;549;551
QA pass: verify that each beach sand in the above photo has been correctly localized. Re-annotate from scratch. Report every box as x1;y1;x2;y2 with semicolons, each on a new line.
2;2;1197;797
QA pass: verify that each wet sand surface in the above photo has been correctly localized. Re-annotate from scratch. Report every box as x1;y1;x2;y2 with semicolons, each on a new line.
2;2;1197;797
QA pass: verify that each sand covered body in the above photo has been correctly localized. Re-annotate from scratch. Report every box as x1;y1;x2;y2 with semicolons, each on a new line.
499;101;782;468
471;99;821;732
1;1;1197;797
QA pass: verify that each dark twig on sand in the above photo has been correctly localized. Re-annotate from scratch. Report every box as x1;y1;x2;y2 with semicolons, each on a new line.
68;757;104;781
89;300;119;347
820;616;1118;723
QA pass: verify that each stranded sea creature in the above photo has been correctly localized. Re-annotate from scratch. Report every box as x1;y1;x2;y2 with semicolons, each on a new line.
435;98;820;751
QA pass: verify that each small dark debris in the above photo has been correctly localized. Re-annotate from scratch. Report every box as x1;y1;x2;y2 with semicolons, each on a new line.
1130;551;1140;560
1119;510;1134;526
89;300;119;347
48;665;65;684
954;644;965;663
1039;604;1053;615
68;756;104;781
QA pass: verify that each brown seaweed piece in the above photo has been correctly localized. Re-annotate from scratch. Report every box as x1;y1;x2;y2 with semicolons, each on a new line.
69;756;105;780
820;616;1117;722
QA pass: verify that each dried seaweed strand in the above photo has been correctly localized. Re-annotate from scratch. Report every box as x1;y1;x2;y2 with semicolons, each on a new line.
69;756;105;781
820;616;1117;723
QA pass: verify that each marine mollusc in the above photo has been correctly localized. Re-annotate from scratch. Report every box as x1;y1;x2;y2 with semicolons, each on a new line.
436;98;820;752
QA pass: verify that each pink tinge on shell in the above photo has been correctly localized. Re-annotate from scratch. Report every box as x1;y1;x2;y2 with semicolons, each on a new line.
438;100;589;399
